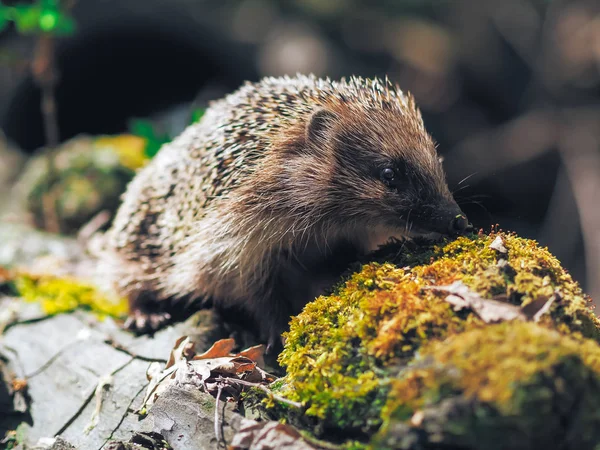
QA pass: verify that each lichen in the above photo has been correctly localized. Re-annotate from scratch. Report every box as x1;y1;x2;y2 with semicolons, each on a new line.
276;231;600;448
14;273;128;319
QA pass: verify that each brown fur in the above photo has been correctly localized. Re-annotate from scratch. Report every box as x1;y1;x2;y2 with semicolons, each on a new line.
99;75;467;344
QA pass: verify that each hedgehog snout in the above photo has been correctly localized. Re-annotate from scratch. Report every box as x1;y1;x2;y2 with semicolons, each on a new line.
449;214;471;234
441;200;472;235
425;202;472;236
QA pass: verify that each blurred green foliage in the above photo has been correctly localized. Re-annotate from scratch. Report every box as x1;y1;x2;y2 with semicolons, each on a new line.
128;119;171;159
130;108;205;159
190;108;205;124
0;0;76;35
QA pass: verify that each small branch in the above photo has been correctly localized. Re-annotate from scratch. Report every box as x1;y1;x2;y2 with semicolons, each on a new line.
215;384;223;447
32;34;60;148
31;33;61;232
77;210;112;244
102;338;168;364
41;188;60;234
218;377;303;409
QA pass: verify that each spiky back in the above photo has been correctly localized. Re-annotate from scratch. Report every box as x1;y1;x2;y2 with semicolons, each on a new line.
196;74;422;200
106;74;424;272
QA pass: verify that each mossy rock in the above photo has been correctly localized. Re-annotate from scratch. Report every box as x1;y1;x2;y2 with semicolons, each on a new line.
276;231;600;449
11;134;148;234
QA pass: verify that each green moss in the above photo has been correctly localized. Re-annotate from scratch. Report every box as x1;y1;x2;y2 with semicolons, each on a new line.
277;231;600;448
1;430;18;450
1;423;27;450
377;322;600;449
279;283;387;434
15;273;128;319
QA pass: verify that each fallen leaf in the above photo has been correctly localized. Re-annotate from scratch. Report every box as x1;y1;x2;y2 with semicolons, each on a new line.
141;337;273;413
426;281;525;323
166;336;195;369
230;418;318;450
0;266;12;284
141;362;179;411
489;235;507;253
238;344;266;368
194;338;236;360
411;410;425;427
426;281;558;324
146;361;163;382
11;379;27;391
188;356;257;382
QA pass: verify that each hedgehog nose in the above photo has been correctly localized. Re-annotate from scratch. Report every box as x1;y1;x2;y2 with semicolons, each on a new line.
449;214;471;234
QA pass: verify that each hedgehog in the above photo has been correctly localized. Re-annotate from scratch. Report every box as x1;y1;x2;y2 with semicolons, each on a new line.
101;74;470;348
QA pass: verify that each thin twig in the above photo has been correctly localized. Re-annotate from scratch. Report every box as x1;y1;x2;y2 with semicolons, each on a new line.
31;34;59;149
31;33;61;232
77;210;112;244
41;188;60;234
219;377;303;409
214;384;223;445
32;34;60;148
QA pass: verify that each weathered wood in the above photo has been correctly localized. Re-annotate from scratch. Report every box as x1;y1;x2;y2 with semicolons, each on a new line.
0;306;229;449
136;386;243;450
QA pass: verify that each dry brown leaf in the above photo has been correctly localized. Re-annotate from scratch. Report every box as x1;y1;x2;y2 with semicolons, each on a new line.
226;357;258;374
194;338;236;360
165;336;190;369
489;235;508;253
238;344;266;368
142;361;180;411
141;336;274;413
11;379;27;392
230;418;318;450
426;281;525;322
0;267;12;284
189;356;257;380
425;281;556;324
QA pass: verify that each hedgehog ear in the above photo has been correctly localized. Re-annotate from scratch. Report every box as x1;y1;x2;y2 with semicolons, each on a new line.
305;108;338;145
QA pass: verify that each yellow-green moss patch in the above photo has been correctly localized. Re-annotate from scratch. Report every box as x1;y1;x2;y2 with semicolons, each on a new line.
384;321;600;417
277;231;600;447
377;322;600;449
15;273;128;319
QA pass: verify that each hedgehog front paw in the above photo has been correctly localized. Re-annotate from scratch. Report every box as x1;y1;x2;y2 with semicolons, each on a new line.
265;325;287;355
124;309;172;335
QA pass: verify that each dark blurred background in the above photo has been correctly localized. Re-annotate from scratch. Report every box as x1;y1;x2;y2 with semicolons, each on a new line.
0;0;598;302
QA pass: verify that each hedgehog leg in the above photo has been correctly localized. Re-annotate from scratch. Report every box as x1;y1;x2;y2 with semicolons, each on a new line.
262;240;362;352
263;304;293;355
262;269;320;354
123;289;172;335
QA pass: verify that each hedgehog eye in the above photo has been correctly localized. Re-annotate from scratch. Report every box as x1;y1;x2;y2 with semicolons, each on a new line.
380;168;396;186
